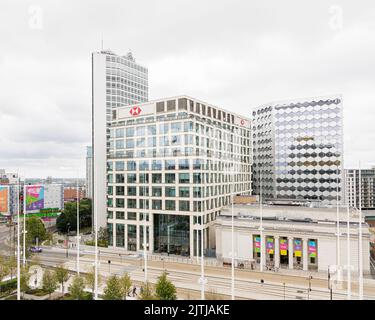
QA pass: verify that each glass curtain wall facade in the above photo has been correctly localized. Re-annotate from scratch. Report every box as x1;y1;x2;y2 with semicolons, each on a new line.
107;96;252;257
252;96;344;206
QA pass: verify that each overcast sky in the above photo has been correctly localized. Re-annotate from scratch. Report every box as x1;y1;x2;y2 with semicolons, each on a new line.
0;0;374;178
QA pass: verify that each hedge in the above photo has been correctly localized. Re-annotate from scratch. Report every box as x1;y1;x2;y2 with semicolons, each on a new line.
0;278;17;294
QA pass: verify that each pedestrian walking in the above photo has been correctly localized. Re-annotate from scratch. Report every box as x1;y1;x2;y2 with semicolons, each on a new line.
132;286;137;297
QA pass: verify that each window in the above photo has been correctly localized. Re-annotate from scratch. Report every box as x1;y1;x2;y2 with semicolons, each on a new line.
139;160;149;171
136;126;145;136
127;173;136;183
179;173;190;183
139;173;149;183
147;125;156;135
179;200;190;211
115;174;125;183
167;100;176;111
178;98;187;110
116;128;124;138
128;212;137;220
165;173;175;183
156;101;165;113
159;123;169;134
140;199;149;209
152;200;162;210
108;186;113;195
116;199;125;208
136;138;146;148
193;187;202;197
152;186;162;197
107;211;113;219
116;186;125;196
115;161;125;171
165;187;176;197
152;160;162;170
179;187;190;197
127;161;136;171
179;159;189;170
148;137;156;147
165;160;175;170
126;139;134;149
116;140;124;149
127;199;137;208
139;212;149;221
184;121;193;132
127;224;137;251
171;122;182;133
116;224;125;247
165;200;176;210
127;187;137;196
116;212;125;220
152;174;162;183
126;127;135;137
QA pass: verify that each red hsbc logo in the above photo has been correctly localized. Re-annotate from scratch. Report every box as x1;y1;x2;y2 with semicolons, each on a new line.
130;106;142;116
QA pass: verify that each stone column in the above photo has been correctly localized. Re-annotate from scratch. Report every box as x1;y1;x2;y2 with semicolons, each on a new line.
275;236;280;268
303;238;308;271
136;224;140;251
189;216;194;258
288;237;294;270
113;222;117;249
261;235;266;269
149;214;154;252
124;223;128;251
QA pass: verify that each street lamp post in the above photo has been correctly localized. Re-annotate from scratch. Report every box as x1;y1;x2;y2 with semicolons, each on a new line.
76;178;80;275
16;179;21;300
308;275;312;300
283;283;286;300
66;223;70;258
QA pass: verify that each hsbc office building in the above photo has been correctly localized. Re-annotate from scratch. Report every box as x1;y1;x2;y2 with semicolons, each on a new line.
106;96;252;257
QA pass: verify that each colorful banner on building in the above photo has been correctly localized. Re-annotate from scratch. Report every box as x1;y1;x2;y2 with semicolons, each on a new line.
294;239;302;257
25;185;44;212
0;186;9;214
254;235;261;253
280;238;288;256
266;237;274;254
308;240;317;258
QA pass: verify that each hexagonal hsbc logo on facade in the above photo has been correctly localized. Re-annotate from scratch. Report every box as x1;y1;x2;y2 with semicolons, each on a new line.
129;106;142;116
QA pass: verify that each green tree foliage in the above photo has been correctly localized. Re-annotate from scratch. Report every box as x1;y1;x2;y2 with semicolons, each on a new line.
84;266;101;295
6;256;17;279
119;273;132;300
0;256;10;282
56;199;92;233
139;281;155;300
25;216;47;246
42;269;58;299
103;275;122;300
155;272;177;300
69;275;86;300
54;264;70;296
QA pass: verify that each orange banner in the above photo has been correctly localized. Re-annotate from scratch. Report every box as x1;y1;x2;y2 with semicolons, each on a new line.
0;186;9;213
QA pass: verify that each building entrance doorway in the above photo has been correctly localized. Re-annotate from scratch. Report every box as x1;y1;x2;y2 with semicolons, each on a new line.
279;237;289;267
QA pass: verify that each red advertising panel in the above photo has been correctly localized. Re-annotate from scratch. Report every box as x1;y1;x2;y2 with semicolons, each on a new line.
0;186;9;214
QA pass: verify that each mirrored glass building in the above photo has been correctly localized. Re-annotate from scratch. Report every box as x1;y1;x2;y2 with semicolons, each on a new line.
252;95;344;206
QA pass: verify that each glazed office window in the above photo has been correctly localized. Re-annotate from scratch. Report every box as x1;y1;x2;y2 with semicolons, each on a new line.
139;173;149;183
116;224;125;247
152;160;162;170
179;187;190;198
179;173;190;184
179;200;190;211
165;160;175;170
116;140;124;149
116;212;125;220
152;187;162;197
165;187;176;197
139;160;149;171
139;186;149;196
126;139;134;149
136;126;145;136
127;199;137;209
126;127;135;137
179;159;189;170
184;121;193;132
167;99;176;111
116;186;125;196
165;200;176;210
165;173;175;184
115;174;125;183
116;128;124;138
115;161;125;171
159;123;169;134
116;199;125;208
156;101;165;113
127;161;136;171
178;98;187;110
152;200;162;210
140;199;149;209
147;125;157;135
108;186;113;196
152;174;162;184
127;173;137;183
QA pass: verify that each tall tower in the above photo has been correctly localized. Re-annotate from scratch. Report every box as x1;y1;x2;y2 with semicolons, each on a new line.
92;50;148;228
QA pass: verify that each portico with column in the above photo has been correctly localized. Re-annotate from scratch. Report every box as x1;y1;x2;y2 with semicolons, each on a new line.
275;236;280;268
288;237;294;269
303;238;308;271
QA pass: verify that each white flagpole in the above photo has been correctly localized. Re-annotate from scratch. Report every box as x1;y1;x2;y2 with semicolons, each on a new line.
259;169;264;272
336;167;341;280
143;166;148;282
346;176;351;299
22;180;26;267
358;162;363;300
76;176;80;275
231;161;235;300
16;177;21;300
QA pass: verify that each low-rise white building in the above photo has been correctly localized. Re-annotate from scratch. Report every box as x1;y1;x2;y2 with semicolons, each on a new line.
215;204;371;274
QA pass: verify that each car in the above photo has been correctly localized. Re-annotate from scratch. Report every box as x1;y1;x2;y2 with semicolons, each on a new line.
29;246;43;253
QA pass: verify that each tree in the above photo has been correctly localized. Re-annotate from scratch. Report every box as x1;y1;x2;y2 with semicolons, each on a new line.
119;273;132;300
6;256;17;279
84;266;101;296
155;272;177;300
69;275;86;300
139;281;155;300
56;199;92;234
0;256;10;282
42;269;58;299
103;275;122;300
54;264;70;297
20;267;30;299
25;216;47;246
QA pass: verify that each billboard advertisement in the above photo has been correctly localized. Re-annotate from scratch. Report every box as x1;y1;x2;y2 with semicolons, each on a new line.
294;239;302;257
266;237;274;254
308;240;317;258
280;238;288;256
0;186;9;214
25;185;44;212
253;235;261;253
